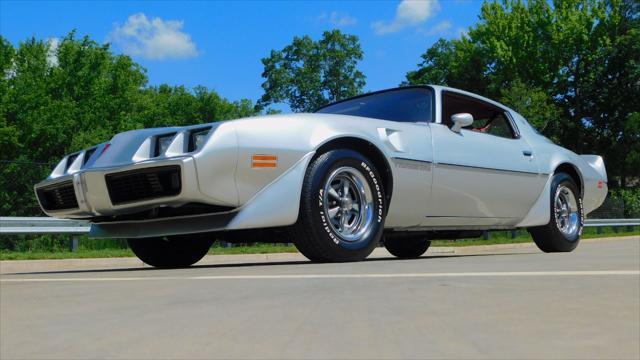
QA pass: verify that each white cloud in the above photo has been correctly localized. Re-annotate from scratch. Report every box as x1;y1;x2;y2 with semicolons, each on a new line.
108;13;199;60
373;0;440;35
427;20;451;35
46;38;59;67
329;11;357;27
318;11;357;27
417;21;465;38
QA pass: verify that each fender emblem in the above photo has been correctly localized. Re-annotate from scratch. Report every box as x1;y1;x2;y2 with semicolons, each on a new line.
252;154;277;168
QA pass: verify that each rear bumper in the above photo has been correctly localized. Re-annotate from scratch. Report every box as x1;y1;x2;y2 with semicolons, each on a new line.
34;157;215;218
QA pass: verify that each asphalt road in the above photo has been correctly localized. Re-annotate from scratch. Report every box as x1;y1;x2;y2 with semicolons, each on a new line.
1;237;639;360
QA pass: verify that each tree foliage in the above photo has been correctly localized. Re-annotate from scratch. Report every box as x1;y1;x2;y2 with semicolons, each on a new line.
0;32;259;216
405;0;640;187
258;29;366;112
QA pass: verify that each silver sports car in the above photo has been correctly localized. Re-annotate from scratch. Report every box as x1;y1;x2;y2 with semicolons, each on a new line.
35;85;608;267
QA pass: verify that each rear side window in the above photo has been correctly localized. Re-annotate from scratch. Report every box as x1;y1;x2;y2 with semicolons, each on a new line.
483;114;513;138
316;87;434;123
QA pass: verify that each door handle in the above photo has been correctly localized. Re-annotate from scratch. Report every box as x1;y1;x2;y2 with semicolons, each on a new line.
522;150;533;156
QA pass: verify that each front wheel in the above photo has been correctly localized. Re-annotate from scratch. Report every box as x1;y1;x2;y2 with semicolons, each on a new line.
528;172;583;252
127;234;214;268
288;149;386;262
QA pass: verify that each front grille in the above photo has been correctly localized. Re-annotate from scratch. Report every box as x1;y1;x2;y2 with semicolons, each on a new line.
105;166;181;205
37;181;79;211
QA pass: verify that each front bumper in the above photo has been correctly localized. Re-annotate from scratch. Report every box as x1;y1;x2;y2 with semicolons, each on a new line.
34;157;212;218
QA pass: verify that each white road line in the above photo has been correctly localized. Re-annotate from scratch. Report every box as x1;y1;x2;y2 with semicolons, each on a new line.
1;270;639;283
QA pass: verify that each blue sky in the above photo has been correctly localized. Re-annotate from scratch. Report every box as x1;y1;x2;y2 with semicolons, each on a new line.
1;0;484;110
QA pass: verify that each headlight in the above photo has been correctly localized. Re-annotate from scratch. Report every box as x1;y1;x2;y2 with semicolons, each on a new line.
155;133;175;156
189;127;211;152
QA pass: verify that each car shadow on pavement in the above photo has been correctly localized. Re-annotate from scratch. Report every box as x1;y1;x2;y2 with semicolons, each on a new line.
2;251;538;276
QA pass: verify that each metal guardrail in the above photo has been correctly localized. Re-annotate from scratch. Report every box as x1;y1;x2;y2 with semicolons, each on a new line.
1;217;638;251
0;217;90;251
583;218;640;227
0;217;90;234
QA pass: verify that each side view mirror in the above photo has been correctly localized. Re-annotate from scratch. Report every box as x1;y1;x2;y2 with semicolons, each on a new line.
450;113;474;133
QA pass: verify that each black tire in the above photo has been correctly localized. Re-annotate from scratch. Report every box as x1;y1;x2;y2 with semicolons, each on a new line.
384;236;431;259
127;234;214;268
288;149;386;262
528;172;583;253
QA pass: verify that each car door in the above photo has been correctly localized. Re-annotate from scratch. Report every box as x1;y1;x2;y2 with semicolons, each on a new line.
424;92;546;227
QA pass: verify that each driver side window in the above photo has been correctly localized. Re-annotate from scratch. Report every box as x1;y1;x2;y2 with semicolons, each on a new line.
442;92;516;139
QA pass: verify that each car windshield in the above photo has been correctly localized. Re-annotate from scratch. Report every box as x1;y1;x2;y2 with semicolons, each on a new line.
316;87;433;123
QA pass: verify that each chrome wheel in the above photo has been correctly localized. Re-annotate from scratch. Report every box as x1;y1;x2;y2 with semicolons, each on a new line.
323;166;374;242
554;185;580;238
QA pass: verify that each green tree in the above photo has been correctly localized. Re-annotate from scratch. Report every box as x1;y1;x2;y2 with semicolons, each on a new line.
404;38;491;96
132;85;258;128
499;79;562;142
0;37;18;161
258;29;366;112
405;0;640;188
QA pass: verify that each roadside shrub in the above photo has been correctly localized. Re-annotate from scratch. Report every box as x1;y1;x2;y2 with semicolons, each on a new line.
610;188;640;218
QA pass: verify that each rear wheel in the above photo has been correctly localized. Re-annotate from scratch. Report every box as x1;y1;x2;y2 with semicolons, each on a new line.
288;149;386;262
384;236;431;259
127;234;214;268
528;172;583;252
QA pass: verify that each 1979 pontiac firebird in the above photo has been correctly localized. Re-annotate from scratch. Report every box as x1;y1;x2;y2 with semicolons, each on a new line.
35;86;608;268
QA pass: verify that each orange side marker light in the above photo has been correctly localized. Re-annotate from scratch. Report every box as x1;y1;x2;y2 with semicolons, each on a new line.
252;154;277;168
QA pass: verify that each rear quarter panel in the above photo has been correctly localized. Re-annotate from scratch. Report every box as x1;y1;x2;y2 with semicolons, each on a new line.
514;114;608;225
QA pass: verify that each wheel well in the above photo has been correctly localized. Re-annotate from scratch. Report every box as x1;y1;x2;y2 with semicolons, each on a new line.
554;163;583;196
314;137;393;207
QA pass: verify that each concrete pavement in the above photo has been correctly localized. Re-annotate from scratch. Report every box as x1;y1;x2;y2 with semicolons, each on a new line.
1;237;639;359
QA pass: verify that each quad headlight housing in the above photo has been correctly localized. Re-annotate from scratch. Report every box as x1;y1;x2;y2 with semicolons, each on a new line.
155;133;176;157
188;127;211;152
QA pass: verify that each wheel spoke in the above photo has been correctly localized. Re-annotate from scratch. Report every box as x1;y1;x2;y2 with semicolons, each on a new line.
327;206;340;219
328;186;340;200
555;197;563;211
330;214;341;227
342;180;350;200
339;211;348;232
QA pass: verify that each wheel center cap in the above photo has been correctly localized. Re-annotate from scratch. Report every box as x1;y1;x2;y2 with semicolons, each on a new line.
341;198;353;210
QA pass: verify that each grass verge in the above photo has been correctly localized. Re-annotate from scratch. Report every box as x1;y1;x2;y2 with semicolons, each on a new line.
1;227;637;261
0;249;134;261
